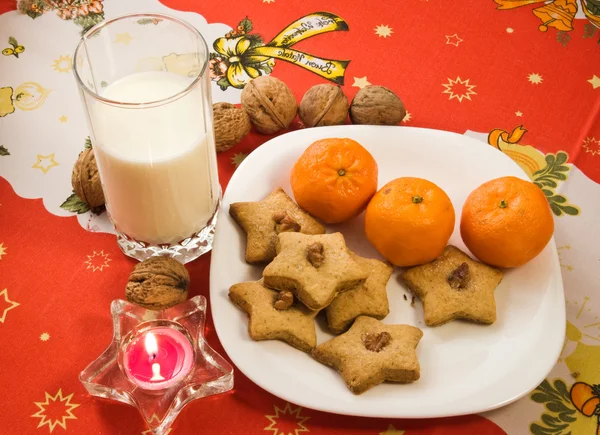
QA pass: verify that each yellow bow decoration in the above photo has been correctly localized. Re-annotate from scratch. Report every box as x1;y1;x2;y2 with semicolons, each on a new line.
488;125;547;178
211;13;350;90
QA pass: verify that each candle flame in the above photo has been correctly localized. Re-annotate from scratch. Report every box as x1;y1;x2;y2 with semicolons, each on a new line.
150;363;165;381
144;332;158;357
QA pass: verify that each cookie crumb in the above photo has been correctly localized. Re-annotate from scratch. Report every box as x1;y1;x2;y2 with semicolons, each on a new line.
411;296;416;307
571;371;580;379
403;294;408;301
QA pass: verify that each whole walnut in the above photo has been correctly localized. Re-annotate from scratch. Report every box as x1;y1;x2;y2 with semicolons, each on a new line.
299;84;348;127
349;85;406;126
71;148;105;210
241;76;297;134
213;102;251;152
126;256;190;310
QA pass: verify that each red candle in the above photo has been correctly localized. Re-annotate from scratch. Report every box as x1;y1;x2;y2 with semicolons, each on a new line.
123;327;194;390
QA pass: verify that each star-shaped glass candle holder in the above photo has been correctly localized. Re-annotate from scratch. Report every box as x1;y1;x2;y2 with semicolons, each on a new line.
80;296;233;435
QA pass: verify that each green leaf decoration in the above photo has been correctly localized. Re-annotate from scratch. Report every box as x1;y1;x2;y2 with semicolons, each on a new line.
8;36;17;48
84;137;92;150
74;13;105;35
217;76;231;91
245;33;265;47
137;18;154;25
529;379;577;435
583;22;598;38
60;192;90;214
556;31;571;47
238;16;253;33
0;145;9;156
546;194;580;216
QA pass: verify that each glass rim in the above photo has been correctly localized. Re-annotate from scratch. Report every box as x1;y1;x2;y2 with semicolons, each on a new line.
72;13;209;108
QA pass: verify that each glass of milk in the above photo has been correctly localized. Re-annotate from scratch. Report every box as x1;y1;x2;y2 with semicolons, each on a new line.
73;14;220;264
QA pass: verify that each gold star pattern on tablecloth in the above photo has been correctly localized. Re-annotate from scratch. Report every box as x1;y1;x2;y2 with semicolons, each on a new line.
588;75;600;89
352;76;371;89
506;27;514;33
40;332;50;342
402;112;411;123
114;32;133;45
58;115;68;123
51;54;72;73
445;33;462;46
528;73;543;84
442;76;477;102
0;288;19;323
84;250;111;272
583;137;600;156
516;111;523;117
375;25;393;38
558;245;574;272
0;242;6;259
32;154;59;174
380;425;405;435
231;152;248;167
263;0;275;3
31;389;80;433
264;402;310;435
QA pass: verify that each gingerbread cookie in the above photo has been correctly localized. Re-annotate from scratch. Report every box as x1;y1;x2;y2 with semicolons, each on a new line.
325;254;392;334
229;280;317;352
263;232;369;310
402;245;504;326
229;187;326;264
312;316;423;394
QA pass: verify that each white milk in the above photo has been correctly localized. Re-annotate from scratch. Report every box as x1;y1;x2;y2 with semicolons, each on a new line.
91;71;219;245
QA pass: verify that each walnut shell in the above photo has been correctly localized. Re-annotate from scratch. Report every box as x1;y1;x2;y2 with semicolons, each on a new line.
241;76;297;134
349;85;406;126
126;257;190;310
299;84;348;127
71;148;105;210
213;102;251;152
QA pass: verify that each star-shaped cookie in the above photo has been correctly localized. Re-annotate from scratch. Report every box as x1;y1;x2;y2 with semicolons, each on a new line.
312;316;423;394
263;232;369;310
229;187;326;264
229;280;317;352
326;254;392;334
402;245;504;326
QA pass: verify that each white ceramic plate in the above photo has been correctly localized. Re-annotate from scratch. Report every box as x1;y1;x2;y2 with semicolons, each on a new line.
209;125;565;418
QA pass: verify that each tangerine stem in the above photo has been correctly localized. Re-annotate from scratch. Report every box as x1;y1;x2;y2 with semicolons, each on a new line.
338;169;346;176
499;200;508;208
412;196;423;204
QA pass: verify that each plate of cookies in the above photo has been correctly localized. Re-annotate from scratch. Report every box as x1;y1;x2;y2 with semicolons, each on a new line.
210;125;565;418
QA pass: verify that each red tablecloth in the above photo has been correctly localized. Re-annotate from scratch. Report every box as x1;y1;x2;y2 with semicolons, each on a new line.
1;0;599;434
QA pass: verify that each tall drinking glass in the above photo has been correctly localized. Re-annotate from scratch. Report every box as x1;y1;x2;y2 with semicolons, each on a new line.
73;14;220;264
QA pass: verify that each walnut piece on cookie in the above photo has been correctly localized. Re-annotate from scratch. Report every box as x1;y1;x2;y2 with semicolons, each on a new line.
262;232;369;311
401;245;504;326
229;280;317;352
325;254;392;334
229;187;326;264
311;316;423;394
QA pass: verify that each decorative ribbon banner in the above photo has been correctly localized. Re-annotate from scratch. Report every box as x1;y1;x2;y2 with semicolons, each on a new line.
210;12;351;89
